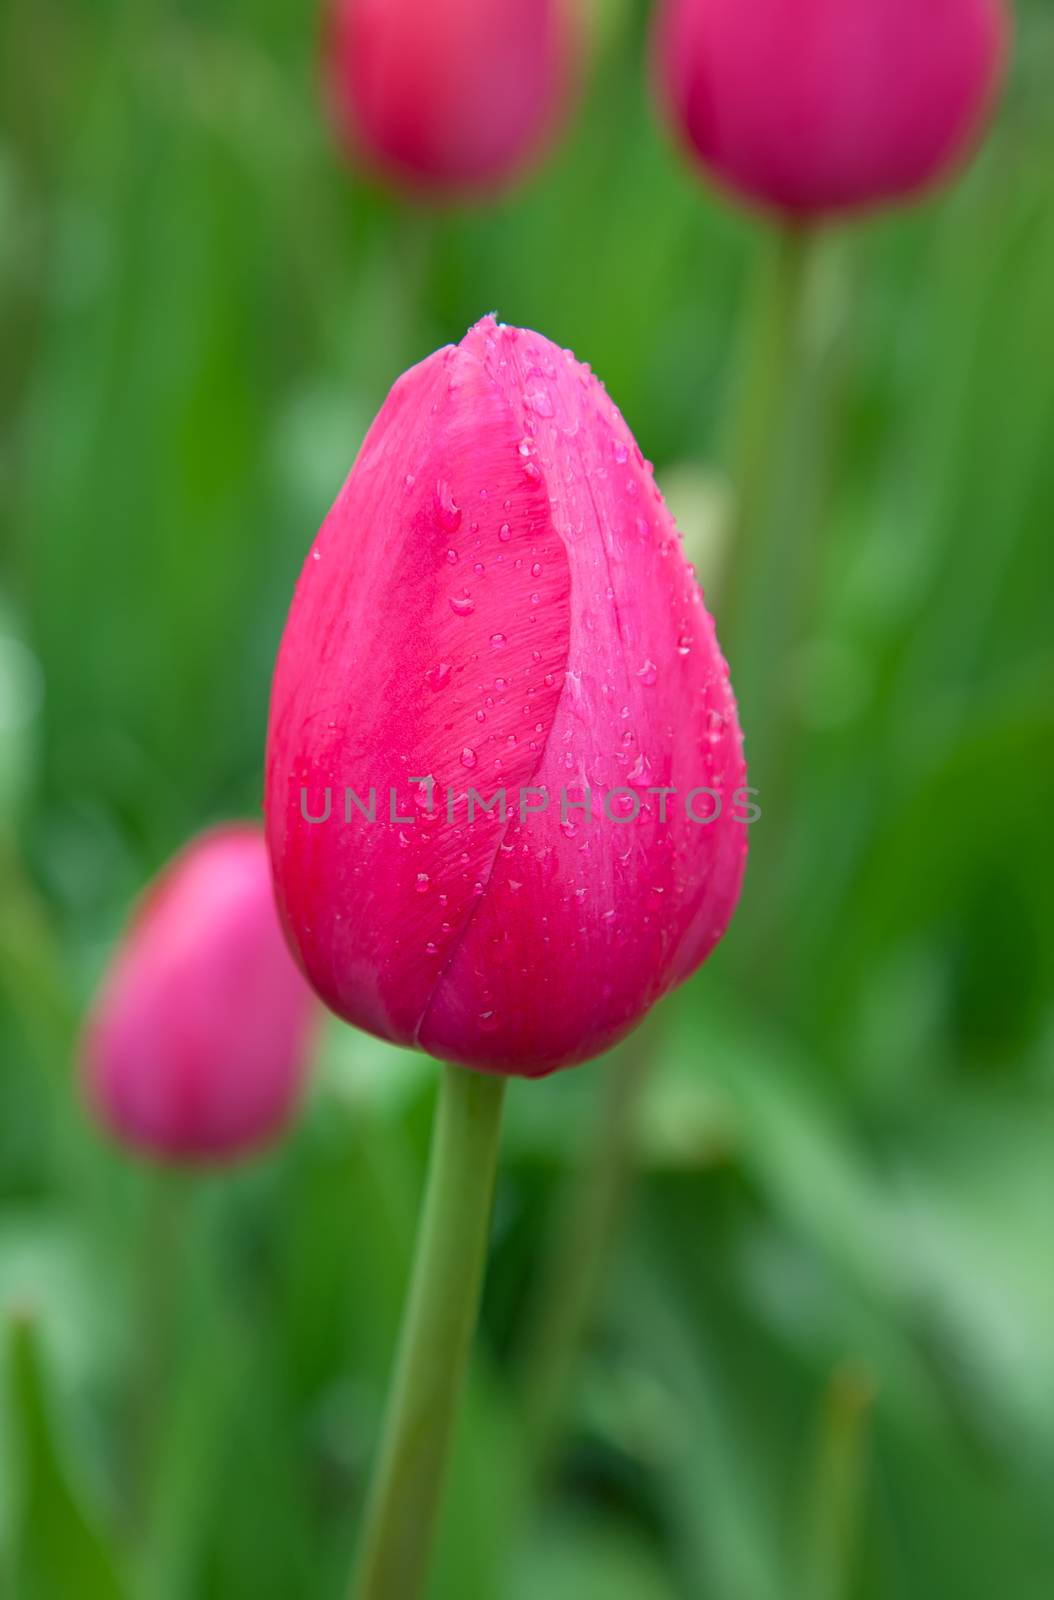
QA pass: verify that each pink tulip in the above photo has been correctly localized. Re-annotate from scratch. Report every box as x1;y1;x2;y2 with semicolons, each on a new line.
265;317;748;1078
82;826;315;1163
654;0;1008;218
324;0;582;195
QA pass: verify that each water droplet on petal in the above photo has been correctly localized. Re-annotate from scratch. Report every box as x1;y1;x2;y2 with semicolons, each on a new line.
490;633;506;649
450;593;474;616
627;753;653;788
460;747;477;769
426;661;452;691
415;872;430;894
434;479;462;533
637;659;658;686
526;388;554;418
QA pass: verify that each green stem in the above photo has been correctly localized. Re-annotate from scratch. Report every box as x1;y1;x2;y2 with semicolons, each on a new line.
519;1036;653;1484
720;224;816;669
801;1362;876;1600
723;227;855;991
132;1171;189;1544
351;1062;507;1600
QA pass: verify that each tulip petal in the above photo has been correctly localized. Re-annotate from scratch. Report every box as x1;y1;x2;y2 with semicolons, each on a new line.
655;0;1006;217
267;319;747;1075
267;328;572;1047
326;0;580;194
83;826;314;1161
417;322;746;1072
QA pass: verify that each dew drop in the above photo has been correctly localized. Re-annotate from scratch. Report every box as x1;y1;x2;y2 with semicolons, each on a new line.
415;872;430;894
637;659;658;686
490;632;506;649
434;479;462;532
526;388;554;418
627;753;653;788
460;747;477;769
426;661;452;691
449;593;475;616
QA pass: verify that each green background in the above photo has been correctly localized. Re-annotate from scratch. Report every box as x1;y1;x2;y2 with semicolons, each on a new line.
1;1;1052;1596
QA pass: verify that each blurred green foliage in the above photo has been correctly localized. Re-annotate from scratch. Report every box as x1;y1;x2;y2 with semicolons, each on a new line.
1;1;1053;1597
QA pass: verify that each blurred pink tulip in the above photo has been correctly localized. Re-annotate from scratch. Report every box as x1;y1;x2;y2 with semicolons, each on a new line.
82;826;315;1163
324;0;583;195
654;0;1008;218
265;317;748;1078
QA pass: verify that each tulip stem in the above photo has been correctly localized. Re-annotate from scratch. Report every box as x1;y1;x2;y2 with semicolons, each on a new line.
132;1170;189;1541
351;1061;507;1600
721;224;854;988
720;223;816;671
801;1362;876;1600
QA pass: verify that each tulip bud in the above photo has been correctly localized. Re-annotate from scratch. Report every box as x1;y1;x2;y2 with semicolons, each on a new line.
324;0;583;195
265;317;748;1077
82;826;315;1163
653;0;1008;219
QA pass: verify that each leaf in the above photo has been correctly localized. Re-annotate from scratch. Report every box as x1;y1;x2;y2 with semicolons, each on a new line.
6;1311;129;1600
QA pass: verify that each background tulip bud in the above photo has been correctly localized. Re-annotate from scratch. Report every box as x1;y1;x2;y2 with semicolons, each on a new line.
266;317;748;1077
653;0;1008;219
324;0;583;195
82;826;315;1163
